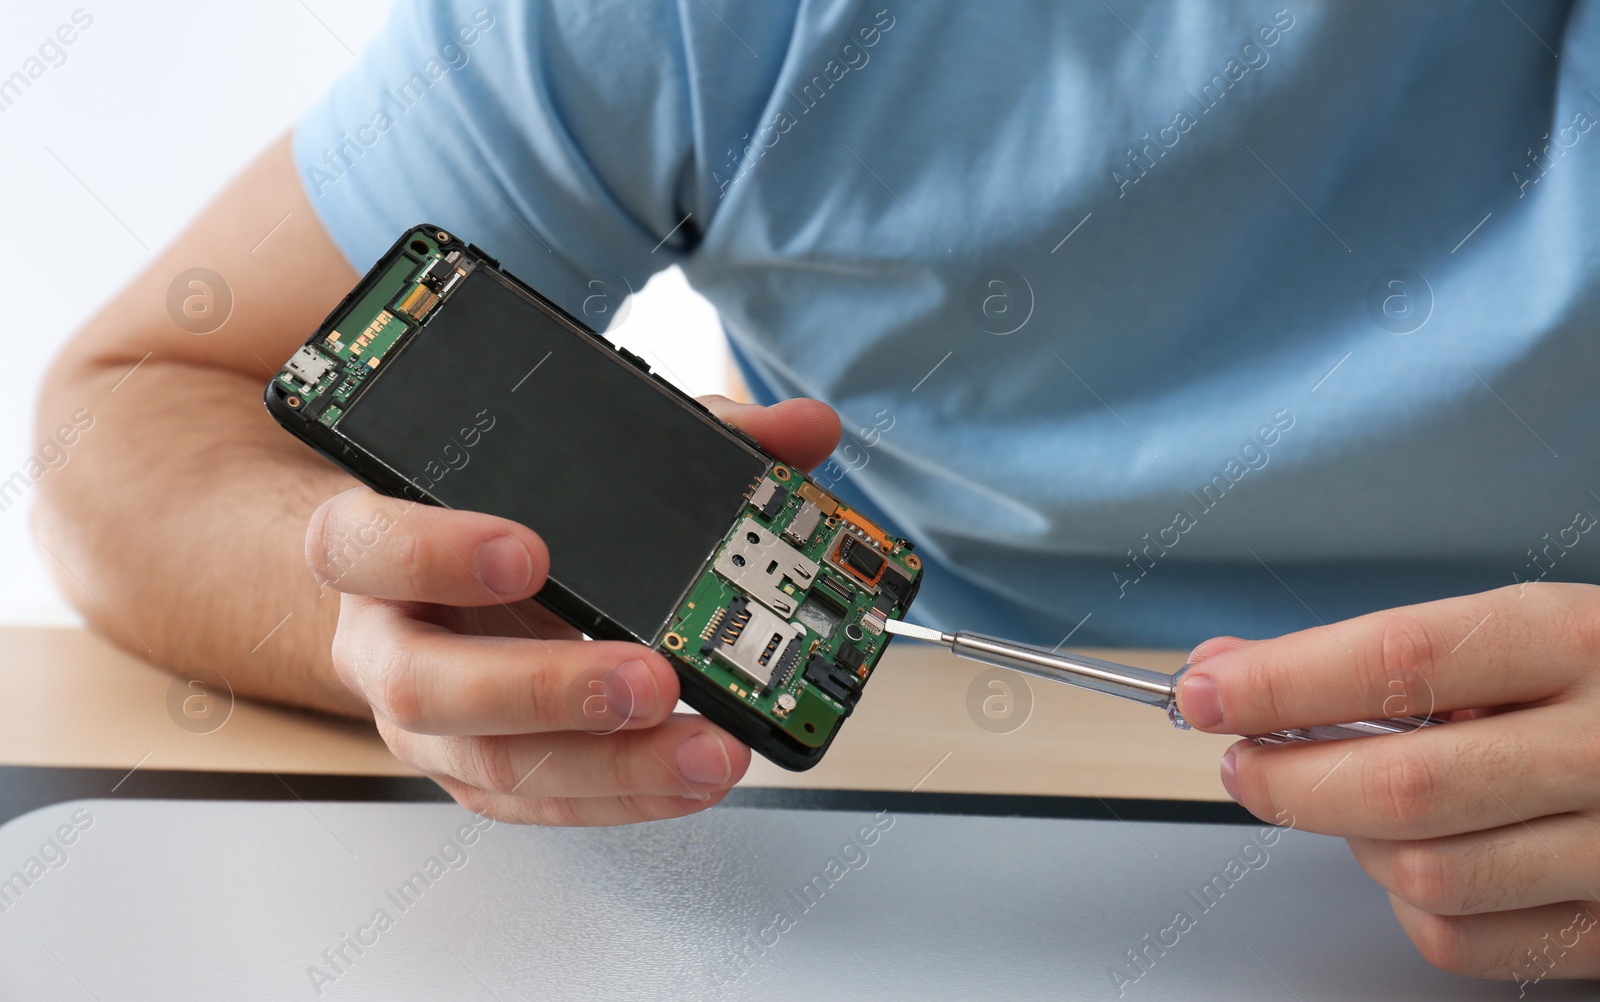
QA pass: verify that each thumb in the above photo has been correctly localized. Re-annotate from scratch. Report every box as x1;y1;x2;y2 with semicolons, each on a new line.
700;395;841;472
1186;635;1258;665
1174;636;1258;732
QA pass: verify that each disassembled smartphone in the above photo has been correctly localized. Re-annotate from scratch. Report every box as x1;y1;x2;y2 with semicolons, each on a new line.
264;225;921;770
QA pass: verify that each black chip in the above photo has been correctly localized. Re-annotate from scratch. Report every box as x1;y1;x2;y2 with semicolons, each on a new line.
770;636;803;689
419;258;457;289
835;643;865;671
813;575;853;609
820;676;855;704
839;537;886;580
760;485;788;520
825;666;863;712
303;390;338;420
879;567;911;602
806;655;855;705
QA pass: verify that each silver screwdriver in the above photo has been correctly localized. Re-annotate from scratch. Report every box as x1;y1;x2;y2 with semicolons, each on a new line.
882;619;1445;745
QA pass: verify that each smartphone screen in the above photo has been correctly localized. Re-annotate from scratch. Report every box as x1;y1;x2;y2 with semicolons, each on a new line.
268;227;922;769
337;267;766;643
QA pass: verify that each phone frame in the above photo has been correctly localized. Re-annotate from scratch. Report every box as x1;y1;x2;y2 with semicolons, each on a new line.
265;226;900;769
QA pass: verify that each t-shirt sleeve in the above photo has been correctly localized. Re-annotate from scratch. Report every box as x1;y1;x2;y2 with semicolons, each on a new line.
292;0;733;322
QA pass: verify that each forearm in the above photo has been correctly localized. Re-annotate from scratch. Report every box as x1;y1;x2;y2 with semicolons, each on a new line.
29;131;373;714
34;354;365;715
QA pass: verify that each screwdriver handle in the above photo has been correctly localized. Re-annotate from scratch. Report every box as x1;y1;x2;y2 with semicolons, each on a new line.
1246;716;1448;745
1166;666;1449;744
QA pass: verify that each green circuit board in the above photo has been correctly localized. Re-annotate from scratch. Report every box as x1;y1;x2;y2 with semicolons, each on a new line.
273;230;465;426
663;469;921;748
270;225;922;759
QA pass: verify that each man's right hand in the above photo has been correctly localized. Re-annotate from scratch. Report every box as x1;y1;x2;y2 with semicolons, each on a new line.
35;129;841;825
306;395;841;826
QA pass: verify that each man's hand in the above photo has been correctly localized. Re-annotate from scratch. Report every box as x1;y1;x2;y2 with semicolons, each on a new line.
309;395;840;827
1175;583;1600;983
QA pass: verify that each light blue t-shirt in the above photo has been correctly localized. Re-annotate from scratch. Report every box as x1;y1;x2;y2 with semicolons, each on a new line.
294;0;1600;648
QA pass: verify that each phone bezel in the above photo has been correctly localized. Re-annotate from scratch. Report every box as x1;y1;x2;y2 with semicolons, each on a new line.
265;225;874;769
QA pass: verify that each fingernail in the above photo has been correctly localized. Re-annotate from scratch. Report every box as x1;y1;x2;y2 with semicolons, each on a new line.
1180;674;1225;729
676;732;732;786
602;659;658;720
475;536;532;595
1220;746;1241;803
681;789;726;805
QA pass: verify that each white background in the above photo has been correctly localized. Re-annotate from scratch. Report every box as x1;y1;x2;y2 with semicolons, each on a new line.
0;1;728;625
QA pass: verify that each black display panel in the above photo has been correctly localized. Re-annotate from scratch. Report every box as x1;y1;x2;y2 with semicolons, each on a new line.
337;268;766;642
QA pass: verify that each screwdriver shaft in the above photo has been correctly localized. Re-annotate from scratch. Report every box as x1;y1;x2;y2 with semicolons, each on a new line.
881;619;1446;744
948;631;1174;708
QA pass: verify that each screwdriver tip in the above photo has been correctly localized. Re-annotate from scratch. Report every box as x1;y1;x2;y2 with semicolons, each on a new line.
883;619;949;645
